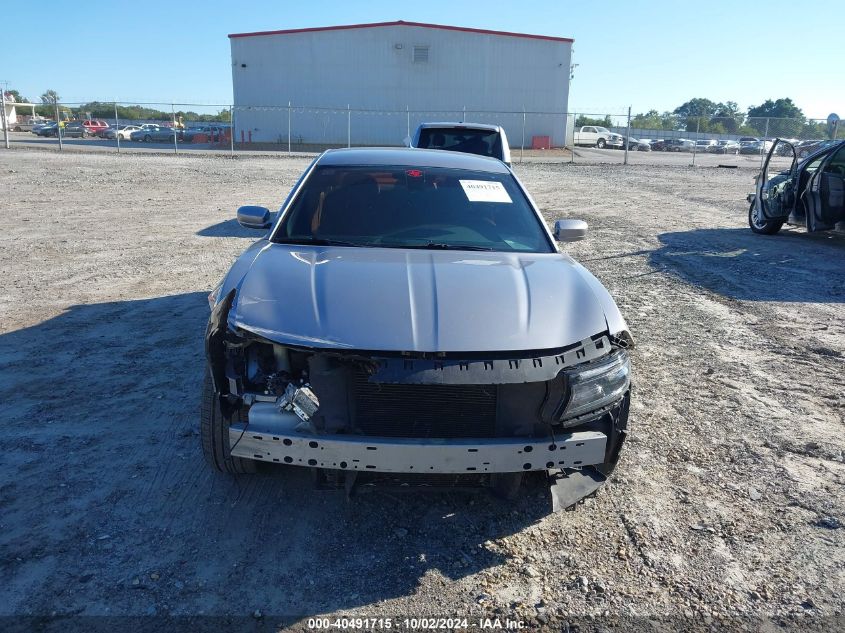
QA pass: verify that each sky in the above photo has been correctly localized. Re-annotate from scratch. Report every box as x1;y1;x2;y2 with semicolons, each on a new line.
2;0;842;119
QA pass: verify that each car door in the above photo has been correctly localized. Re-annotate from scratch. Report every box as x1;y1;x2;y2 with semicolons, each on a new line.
804;141;845;232
756;140;797;220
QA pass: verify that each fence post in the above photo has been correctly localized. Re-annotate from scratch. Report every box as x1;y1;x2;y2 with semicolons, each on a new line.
406;106;410;144
760;118;770;171
347;104;351;148
0;89;8;149
520;106;526;164
114;102;120;153
229;105;234;158
55;103;63;151
462;105;466;122
170;104;177;154
692;117;700;166
624;106;631;166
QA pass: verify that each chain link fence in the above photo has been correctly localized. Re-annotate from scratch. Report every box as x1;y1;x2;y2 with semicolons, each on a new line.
1;100;841;170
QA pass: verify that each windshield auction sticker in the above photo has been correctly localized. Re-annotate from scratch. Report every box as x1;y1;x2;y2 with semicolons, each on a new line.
459;180;513;203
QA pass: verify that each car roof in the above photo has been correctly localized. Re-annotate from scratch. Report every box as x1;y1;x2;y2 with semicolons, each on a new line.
416;122;503;133
318;147;510;173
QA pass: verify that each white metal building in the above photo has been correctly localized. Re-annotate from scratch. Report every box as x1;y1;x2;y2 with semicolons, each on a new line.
229;21;573;147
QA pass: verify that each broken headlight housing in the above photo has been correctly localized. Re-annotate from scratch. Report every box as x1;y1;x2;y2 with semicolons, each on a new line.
208;279;224;310
560;350;630;423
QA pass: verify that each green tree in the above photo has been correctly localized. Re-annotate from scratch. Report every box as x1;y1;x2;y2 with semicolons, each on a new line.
747;98;803;120
630;109;662;129
629;110;680;131
673;98;719;118
575;115;612;128
747;99;805;138
711;101;742;133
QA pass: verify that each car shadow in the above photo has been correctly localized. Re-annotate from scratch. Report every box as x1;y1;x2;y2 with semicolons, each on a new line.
650;227;845;303
1;292;552;620
195;218;262;238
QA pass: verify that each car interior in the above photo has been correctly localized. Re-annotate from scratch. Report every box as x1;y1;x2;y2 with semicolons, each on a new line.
279;166;549;252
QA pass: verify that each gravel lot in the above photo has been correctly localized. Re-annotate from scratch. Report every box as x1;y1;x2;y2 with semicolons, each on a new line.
1;149;843;632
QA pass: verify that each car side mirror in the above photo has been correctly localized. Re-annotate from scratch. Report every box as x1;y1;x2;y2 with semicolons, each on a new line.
553;219;588;242
236;205;272;229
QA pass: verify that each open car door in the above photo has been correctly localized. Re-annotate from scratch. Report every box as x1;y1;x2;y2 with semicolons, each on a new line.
755;139;797;222
803;141;845;232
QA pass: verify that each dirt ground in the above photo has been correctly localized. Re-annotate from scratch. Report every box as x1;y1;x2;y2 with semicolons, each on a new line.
0;149;843;632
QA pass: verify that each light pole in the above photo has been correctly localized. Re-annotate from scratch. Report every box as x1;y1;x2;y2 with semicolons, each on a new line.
0;80;9;149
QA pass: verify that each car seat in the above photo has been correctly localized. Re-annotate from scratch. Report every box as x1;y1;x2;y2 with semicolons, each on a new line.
317;174;380;237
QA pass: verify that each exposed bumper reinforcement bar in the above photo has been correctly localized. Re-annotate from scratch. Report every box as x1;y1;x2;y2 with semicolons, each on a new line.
229;402;607;474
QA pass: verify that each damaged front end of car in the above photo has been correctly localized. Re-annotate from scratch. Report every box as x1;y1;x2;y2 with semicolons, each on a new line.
205;288;632;510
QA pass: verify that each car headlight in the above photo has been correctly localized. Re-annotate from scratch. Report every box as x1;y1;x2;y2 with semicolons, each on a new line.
560;350;630;423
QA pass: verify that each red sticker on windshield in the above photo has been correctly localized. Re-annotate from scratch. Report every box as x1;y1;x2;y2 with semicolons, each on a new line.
406;169;423;178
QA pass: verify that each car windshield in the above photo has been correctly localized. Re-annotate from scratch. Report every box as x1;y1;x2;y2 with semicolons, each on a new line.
274;165;553;253
416;128;503;159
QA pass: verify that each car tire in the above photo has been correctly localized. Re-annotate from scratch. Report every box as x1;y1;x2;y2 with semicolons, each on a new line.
200;371;257;474
14;126;21;132
596;139;606;149
748;201;784;235
143;134;151;142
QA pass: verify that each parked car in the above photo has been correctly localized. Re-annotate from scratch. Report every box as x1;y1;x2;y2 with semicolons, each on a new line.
34;123;59;137
619;136;647;151
103;125;141;140
203;147;633;507
82;120;109;136
573;126;614;148
182;125;228;143
31;121;54;134
694;139;717;153
709;140;740;155
410;122;511;166
740;141;764;155
649;139;668;152
796;139;839;158
664;139;695;152
748;139;845;235
738;136;760;143
129;125;178;142
61;122;88;138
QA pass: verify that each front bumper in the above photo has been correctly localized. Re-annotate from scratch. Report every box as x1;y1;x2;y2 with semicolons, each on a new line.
229;402;607;474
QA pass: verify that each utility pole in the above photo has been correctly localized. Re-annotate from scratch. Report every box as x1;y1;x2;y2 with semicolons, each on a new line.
0;80;9;149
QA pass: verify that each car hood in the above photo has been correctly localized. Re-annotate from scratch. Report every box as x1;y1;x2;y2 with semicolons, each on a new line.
227;244;620;352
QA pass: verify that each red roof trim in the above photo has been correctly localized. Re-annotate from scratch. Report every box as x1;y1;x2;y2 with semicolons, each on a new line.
228;20;573;43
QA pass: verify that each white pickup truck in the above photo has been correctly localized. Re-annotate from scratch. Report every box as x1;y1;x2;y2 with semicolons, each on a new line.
11;116;49;132
573;126;619;149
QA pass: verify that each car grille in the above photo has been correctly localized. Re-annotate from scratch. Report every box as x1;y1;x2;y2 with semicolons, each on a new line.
351;369;497;438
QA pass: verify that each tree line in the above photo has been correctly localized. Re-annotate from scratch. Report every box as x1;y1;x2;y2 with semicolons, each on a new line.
5;89;230;123
582;97;834;139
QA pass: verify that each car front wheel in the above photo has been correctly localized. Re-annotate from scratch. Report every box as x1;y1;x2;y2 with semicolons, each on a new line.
596;139;606;149
748;201;784;235
200;371;257;474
